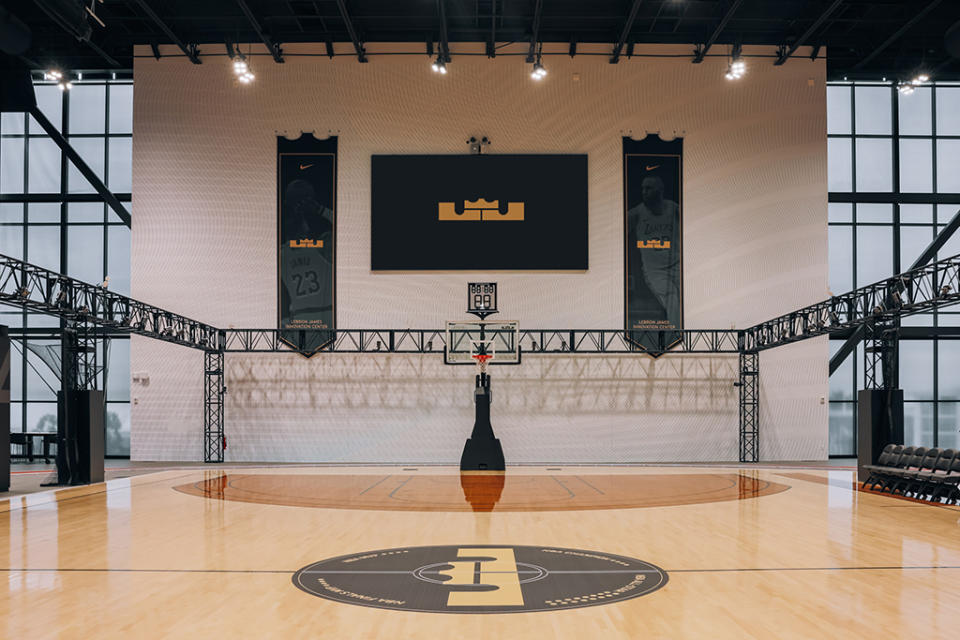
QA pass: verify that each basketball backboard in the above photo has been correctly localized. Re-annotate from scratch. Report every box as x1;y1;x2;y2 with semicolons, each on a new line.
444;321;520;365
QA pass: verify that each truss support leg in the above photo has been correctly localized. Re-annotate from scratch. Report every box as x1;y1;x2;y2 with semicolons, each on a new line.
55;319;101;485
738;351;759;463
863;319;899;391
858;320;904;479
203;350;225;463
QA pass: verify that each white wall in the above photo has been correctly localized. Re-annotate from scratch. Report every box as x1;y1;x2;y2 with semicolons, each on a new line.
131;43;829;462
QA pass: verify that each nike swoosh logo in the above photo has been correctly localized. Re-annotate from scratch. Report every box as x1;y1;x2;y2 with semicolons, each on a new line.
645;165;660;171
299;163;314;170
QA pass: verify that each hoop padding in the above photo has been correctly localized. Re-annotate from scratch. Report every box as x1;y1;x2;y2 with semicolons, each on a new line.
444;321;521;365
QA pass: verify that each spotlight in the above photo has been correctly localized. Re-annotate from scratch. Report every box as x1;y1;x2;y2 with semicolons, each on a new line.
431;56;447;74
725;58;746;80
530;45;547;80
232;54;255;84
898;81;915;95
47;68;73;91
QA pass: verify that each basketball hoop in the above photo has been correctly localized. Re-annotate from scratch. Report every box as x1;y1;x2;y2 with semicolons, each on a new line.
472;352;493;373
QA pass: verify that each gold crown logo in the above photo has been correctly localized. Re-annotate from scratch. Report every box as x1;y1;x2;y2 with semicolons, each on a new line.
464;198;499;209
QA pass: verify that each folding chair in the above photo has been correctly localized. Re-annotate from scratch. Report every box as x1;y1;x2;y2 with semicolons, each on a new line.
916;449;956;501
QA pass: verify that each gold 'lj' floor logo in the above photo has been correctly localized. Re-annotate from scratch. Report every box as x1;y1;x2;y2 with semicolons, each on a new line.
292;544;668;614
438;199;524;221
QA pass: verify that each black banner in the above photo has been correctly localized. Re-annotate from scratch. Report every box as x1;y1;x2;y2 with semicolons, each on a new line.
624;135;683;352
278;134;337;355
371;154;588;271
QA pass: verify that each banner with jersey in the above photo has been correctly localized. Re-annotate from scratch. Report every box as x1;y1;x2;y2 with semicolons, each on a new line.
623;135;683;354
278;134;337;356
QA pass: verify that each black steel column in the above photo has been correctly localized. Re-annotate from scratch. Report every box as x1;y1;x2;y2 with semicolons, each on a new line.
203;350;225;463
863;320;899;390
56;319;100;485
738;351;759;463
1;325;9;492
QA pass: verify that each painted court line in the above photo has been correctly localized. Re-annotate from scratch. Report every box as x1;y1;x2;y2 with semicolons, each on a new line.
3;565;959;575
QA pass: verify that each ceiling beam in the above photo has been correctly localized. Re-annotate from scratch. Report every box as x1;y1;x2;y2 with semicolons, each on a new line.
335;0;366;62
610;0;643;64
775;0;845;65
526;0;544;63
235;0;284;63
129;0;201;64
850;0;942;71
693;0;745;64
438;0;450;61
29;0;121;67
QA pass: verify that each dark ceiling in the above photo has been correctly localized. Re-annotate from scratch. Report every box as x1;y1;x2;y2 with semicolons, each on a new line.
5;0;960;80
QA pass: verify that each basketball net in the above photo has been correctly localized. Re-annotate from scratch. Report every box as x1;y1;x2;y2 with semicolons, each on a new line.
472;353;492;374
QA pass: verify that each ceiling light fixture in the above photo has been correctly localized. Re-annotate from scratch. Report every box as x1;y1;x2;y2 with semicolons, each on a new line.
724;44;745;81
44;69;72;91
232;53;255;84
530;44;547;80
725;59;746;80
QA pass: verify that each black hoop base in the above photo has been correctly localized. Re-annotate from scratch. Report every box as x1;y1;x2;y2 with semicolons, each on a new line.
459;374;505;471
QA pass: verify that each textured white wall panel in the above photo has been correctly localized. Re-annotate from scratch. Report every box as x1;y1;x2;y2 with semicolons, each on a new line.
131;44;828;462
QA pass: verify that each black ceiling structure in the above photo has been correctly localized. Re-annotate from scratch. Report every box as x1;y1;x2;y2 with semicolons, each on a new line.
3;0;960;80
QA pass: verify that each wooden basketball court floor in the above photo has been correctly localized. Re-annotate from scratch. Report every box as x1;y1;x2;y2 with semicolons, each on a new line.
2;465;959;638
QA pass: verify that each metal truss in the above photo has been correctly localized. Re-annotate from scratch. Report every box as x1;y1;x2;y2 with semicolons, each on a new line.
203;351;225;463
863;320;900;390
222;328;741;354
0;254;221;351
737;351;759;463
61;320;100;392
742;252;960;352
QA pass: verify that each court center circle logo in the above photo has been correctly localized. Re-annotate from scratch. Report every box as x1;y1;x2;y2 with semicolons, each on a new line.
292;545;668;613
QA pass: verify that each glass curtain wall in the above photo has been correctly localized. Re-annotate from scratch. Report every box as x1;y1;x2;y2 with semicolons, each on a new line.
828;81;960;456
0;80;132;456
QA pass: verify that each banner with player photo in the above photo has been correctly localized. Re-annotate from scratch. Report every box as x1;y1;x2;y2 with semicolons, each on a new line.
623;135;683;354
278;134;337;356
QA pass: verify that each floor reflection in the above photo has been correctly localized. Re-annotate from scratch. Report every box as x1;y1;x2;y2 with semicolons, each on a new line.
174;472;790;512
460;472;506;512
